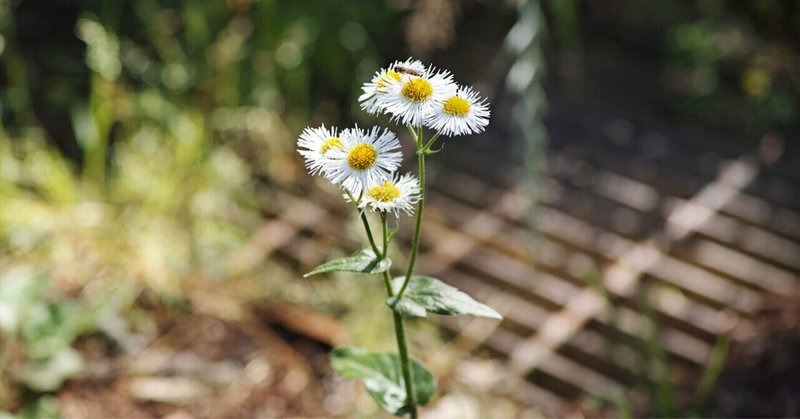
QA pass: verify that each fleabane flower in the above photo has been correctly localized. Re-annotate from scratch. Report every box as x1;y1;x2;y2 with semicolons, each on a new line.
380;64;457;126
359;58;426;115
426;85;490;136
325;126;402;194
360;173;420;216
297;124;344;175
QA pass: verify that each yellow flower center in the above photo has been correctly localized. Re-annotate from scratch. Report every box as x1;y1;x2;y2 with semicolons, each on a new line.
320;137;343;154
376;71;402;89
443;96;471;116
368;182;401;202
347;143;378;171
401;78;433;102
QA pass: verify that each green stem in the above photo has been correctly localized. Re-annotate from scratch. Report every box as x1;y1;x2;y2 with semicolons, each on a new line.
393;311;416;418
394;135;426;300
381;212;389;259
347;191;380;256
423;132;440;150
380;213;394;294
406;123;418;141
379;213;416;418
382;270;394;299
360;211;380;257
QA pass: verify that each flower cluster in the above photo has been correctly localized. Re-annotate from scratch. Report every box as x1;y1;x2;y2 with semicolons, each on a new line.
297;123;417;215
297;58;489;217
359;57;490;136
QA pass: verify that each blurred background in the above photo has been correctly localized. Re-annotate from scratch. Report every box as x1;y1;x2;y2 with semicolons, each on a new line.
1;0;798;417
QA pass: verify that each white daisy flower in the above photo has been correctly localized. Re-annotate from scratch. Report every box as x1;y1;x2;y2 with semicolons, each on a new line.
380;64;457;127
360;173;420;216
296;124;344;175
359;58;426;115
325;126;403;194
426;85;490;136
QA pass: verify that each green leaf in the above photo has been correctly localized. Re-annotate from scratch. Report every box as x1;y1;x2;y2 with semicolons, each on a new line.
303;249;390;277
330;346;435;415
387;276;503;319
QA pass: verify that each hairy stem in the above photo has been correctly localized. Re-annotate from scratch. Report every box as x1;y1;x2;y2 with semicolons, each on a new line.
347;191;381;256
393;311;416;418
381;212;389;259
360;211;380;256
381;213;393;294
394;127;426;299
379;213;416;418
